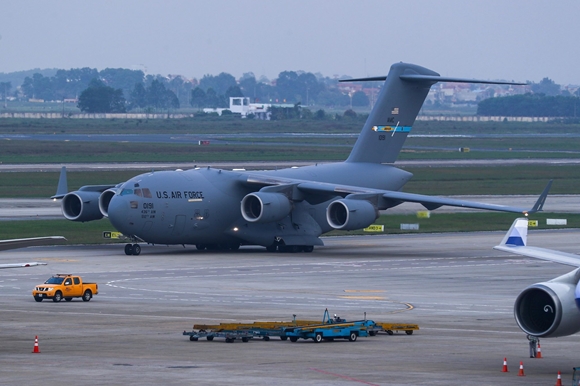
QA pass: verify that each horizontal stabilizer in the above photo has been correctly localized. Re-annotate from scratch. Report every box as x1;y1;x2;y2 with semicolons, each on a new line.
340;74;526;86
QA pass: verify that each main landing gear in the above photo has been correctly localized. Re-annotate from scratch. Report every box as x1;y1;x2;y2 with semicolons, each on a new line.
124;243;141;256
266;245;314;253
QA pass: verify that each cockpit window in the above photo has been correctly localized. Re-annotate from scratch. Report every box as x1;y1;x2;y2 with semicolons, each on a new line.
119;187;152;198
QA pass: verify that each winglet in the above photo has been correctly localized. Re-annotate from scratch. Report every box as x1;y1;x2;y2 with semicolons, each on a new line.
51;166;68;200
525;180;552;214
499;218;529;247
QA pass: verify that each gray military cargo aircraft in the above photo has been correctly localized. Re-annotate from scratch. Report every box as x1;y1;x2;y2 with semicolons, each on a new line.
53;62;550;255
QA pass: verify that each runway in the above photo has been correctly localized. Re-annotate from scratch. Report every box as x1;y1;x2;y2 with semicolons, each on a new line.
2;231;580;385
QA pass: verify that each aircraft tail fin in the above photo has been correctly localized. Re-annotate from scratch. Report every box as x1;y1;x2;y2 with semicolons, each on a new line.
343;63;525;164
499;217;529;247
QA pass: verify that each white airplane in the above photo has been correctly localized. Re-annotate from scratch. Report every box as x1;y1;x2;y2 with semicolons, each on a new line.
0;236;66;269
494;218;580;338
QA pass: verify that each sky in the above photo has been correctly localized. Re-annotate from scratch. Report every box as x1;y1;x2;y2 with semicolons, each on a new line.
1;0;579;84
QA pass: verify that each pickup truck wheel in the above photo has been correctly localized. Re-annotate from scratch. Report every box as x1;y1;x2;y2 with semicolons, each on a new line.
132;244;141;255
314;333;323;343
34;296;43;302
82;289;92;302
53;291;62;302
349;332;358;342
65;298;73;302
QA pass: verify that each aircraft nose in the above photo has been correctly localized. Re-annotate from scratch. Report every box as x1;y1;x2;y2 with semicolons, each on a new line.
107;195;131;233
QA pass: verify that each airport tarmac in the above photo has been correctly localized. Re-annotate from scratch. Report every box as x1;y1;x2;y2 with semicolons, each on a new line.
2;231;580;385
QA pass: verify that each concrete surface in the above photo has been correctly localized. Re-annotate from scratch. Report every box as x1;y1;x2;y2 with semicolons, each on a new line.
2;231;580;385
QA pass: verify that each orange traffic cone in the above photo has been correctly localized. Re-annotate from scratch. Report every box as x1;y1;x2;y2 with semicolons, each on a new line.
32;335;40;353
518;361;525;376
555;370;562;386
501;357;509;372
536;342;542;358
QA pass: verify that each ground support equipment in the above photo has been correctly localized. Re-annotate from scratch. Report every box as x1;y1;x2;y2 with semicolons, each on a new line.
374;322;420;335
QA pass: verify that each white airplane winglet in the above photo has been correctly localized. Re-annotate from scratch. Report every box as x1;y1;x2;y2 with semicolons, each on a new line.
499;217;528;247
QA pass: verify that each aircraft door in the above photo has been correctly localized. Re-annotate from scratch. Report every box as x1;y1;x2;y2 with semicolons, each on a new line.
172;215;186;236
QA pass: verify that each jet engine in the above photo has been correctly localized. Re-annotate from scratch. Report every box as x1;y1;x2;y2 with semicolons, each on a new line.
98;188;117;218
514;269;580;338
326;199;378;231
61;191;103;222
241;192;292;223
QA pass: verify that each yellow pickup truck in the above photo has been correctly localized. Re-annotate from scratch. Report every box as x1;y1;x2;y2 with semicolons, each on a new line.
32;274;98;302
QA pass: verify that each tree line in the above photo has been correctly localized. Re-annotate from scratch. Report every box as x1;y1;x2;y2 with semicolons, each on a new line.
477;94;580;117
1;67;374;113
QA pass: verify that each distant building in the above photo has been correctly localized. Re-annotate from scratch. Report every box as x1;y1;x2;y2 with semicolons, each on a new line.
203;97;294;120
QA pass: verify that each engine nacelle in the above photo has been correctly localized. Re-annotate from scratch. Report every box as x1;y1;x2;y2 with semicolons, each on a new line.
326;199;378;231
241;192;292;223
514;269;580;338
62;191;103;222
98;188;117;218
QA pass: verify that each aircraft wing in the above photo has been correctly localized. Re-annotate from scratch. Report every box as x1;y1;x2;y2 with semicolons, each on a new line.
0;236;67;252
250;177;551;215
0;262;48;269
494;217;580;267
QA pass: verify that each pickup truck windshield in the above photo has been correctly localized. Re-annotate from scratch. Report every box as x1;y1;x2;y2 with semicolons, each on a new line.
45;277;65;284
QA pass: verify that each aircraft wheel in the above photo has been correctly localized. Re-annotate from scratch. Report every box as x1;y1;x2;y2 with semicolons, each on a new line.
349;332;357;342
229;243;240;251
314;333;323;343
132;244;141;255
124;244;133;255
266;244;277;252
196;244;206;251
303;245;314;253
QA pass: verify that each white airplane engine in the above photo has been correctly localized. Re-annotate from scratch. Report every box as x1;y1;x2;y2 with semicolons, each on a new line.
326;199;378;231
514;269;580;338
98;189;117;218
62;191;104;222
241;192;292;223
